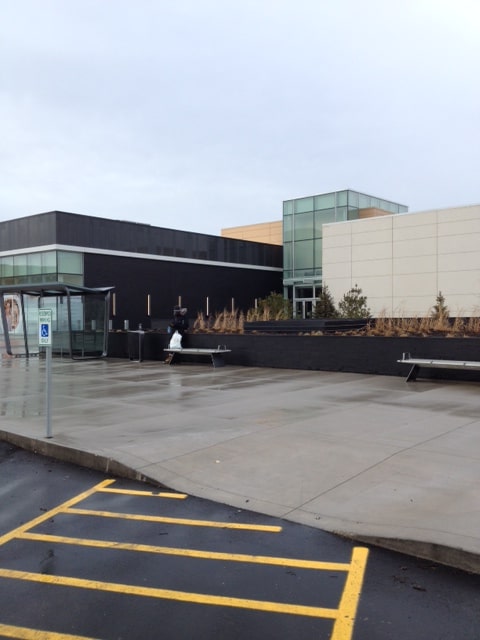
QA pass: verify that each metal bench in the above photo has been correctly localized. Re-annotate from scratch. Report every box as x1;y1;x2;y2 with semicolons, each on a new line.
397;352;480;381
164;347;231;368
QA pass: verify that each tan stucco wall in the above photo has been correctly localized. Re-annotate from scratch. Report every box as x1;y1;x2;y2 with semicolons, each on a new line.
221;221;282;245
323;205;480;317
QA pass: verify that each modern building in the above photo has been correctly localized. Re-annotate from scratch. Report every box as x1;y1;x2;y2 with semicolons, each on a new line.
323;203;480;317
282;190;408;317
0;211;283;356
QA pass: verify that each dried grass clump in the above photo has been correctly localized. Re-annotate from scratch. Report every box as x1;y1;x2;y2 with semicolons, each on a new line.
364;313;480;338
193;308;480;337
246;306;287;321
194;310;244;334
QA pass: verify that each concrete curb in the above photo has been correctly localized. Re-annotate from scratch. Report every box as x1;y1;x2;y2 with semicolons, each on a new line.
2;429;478;576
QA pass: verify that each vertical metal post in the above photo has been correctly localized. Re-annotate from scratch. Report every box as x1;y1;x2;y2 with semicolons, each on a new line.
46;345;52;438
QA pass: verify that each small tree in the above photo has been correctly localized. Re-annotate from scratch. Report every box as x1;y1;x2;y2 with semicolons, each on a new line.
313;284;338;318
431;291;449;321
338;284;371;319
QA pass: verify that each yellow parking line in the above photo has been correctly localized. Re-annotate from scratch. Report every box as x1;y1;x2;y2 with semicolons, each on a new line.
19;532;354;571
0;480;115;548
0;622;99;639
331;547;369;640
65;507;282;532
0;568;338;620
98;487;187;499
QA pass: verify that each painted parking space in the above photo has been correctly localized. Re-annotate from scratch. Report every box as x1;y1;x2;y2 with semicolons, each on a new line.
0;479;368;640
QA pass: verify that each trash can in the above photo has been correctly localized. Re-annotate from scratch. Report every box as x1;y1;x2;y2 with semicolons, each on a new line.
128;330;144;362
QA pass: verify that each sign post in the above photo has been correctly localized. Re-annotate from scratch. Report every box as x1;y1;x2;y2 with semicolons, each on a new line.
38;309;53;438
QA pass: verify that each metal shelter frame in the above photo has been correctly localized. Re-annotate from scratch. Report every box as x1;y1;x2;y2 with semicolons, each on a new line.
0;283;114;359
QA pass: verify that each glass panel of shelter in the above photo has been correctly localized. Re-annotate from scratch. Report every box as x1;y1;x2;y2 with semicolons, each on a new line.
0;286;111;359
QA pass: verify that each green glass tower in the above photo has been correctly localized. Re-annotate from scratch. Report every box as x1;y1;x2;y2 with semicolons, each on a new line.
283;189;407;318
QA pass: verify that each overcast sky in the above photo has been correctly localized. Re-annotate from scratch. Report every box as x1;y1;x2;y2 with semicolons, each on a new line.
1;0;479;235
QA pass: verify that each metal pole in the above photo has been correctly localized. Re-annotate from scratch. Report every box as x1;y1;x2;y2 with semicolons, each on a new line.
46;346;52;438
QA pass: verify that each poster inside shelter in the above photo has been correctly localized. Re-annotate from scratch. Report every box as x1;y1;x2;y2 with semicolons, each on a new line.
4;295;21;332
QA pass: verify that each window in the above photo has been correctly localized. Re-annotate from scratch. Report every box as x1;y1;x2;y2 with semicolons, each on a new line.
294;197;314;214
58;251;83;275
293;240;314;272
294;212;314;241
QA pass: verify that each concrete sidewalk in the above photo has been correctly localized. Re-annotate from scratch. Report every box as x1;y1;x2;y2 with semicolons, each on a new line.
1;356;479;573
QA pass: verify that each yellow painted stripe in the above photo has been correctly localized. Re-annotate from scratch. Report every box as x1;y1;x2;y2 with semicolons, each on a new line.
0;622;99;639
0;568;338;620
64;507;282;532
331;547;369;640
98;487;187;499
19;532;352;571
0;480;115;548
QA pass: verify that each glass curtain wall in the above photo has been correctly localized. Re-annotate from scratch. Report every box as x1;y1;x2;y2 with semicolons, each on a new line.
0;250;83;286
283;189;408;317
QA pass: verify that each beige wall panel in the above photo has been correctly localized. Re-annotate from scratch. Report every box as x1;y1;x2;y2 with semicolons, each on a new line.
438;251;480;271
437;205;480;223
323;221;351;236
323;244;351;265
351;218;392;241
438;233;480;254
352;215;392;231
438;271;480;296
393;254;437;275
393;210;437;230
393;272;437;297
325;278;354;303
356;276;393;298
352;258;392;278
392;295;435;316
323;204;480;317
323;232;353;249
393;224;436;242
438;219;480;237
352;242;392;261
324;260;352;278
437;294;480;316
368;298;394;316
351;228;392;246
323;224;352;247
393;236;437;258
432;295;478;317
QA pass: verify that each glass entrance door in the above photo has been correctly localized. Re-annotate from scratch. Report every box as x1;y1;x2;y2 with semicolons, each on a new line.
295;299;316;319
293;284;318;318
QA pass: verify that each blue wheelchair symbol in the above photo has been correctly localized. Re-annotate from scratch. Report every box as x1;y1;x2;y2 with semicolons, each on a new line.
40;323;49;338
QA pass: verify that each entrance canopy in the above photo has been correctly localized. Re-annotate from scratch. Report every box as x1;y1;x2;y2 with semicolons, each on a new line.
0;283;114;359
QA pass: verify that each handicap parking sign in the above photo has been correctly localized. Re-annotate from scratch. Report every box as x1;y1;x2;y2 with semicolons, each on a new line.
38;309;52;346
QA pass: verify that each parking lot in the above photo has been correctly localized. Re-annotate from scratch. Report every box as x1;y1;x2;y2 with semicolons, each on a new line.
0;473;368;639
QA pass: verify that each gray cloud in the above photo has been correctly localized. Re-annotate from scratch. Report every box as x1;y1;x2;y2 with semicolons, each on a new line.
1;0;479;234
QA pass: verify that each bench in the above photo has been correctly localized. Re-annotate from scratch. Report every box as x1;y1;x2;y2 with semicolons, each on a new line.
164;347;231;368
397;352;480;381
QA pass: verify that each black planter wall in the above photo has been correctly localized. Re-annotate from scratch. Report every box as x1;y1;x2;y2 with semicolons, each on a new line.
107;332;480;381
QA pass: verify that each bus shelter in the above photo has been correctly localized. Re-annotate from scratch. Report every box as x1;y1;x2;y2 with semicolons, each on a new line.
0;283;114;359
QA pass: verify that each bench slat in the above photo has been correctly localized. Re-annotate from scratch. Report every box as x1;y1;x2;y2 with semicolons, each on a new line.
164;348;231;355
163;348;231;367
398;357;480;381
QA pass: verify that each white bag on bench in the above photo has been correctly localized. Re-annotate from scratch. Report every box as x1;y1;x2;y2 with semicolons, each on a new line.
168;331;182;349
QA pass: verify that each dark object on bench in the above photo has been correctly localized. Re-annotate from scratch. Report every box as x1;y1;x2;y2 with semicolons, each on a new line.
164;347;231;368
397;352;480;381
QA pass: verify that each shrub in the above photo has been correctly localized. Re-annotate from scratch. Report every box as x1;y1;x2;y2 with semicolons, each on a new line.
313;284;338;318
246;292;292;321
338;284;371;319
